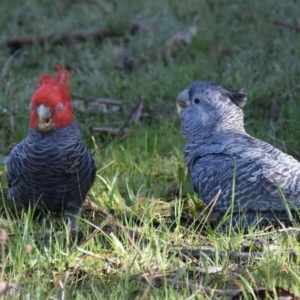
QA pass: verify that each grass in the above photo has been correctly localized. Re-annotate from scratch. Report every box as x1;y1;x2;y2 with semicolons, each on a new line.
0;0;300;298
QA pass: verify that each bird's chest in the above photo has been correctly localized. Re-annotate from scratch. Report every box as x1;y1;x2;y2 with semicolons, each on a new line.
23;140;85;180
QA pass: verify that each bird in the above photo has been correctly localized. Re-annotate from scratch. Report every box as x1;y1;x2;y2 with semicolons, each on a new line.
176;81;300;229
6;65;96;231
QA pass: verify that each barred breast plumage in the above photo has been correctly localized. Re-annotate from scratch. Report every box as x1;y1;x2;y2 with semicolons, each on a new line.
7;121;96;213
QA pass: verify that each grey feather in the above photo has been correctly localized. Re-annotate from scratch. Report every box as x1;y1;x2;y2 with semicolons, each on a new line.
177;81;300;228
6;121;96;230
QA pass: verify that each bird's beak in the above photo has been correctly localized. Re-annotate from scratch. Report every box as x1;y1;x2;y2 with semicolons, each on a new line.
36;104;53;133
176;89;189;117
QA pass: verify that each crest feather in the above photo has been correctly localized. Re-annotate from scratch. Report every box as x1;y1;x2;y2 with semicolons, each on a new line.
38;65;69;89
223;88;247;108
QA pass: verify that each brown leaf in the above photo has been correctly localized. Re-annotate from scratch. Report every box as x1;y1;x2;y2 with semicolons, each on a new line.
130;98;144;123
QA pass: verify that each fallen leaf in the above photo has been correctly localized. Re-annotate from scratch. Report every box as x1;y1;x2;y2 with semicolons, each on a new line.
130;98;144;123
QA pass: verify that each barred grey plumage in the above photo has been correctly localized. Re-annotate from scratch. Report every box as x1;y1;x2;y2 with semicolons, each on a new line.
6;66;96;231
7;121;96;229
177;81;300;228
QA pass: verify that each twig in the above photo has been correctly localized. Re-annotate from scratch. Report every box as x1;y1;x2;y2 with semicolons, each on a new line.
163;279;300;299
273;19;300;32
4;28;120;50
141;278;153;300
78;229;100;247
76;246;102;258
198;189;221;234
131;272;300;299
99;97;144;149
267;135;300;159
177;248;266;263
72;94;123;106
91;127;131;136
278;227;300;232
91;135;101;154
190;266;223;275
4;19;152;50
130;98;144;123
176;247;298;265
130;270;178;281
130;271;239;296
108;215;143;255
243;225;275;237
163;278;241;296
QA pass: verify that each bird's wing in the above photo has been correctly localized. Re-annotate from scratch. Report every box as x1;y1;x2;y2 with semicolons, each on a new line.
6;138;79;197
231;138;300;198
6;141;26;199
256;138;300;167
191;152;300;214
187;134;300;197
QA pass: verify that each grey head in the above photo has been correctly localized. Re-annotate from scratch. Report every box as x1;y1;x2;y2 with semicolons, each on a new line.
176;81;247;142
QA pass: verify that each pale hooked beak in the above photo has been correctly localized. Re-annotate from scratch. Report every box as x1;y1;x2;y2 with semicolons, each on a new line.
176;89;189;117
36;104;53;133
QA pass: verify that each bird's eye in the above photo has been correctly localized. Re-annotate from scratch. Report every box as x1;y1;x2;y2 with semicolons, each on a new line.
194;98;200;104
56;104;64;112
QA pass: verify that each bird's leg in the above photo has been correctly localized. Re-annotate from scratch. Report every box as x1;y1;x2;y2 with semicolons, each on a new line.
64;201;82;233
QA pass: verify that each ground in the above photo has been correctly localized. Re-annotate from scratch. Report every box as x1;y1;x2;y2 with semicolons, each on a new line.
0;0;300;299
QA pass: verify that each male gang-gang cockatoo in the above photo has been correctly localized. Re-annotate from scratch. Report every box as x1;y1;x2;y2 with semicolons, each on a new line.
6;66;96;231
176;81;300;229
